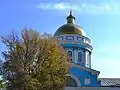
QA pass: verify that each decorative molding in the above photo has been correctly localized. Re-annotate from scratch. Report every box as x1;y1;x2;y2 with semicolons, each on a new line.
57;36;64;40
77;37;82;41
66;36;74;40
60;42;93;52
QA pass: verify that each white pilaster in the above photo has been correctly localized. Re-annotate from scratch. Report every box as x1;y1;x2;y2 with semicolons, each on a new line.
74;48;77;63
89;52;91;68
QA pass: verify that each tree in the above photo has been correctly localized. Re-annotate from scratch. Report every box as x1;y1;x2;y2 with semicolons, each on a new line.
0;29;69;90
0;80;4;90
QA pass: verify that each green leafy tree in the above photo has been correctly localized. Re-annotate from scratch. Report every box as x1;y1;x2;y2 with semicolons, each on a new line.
0;29;69;90
0;80;4;90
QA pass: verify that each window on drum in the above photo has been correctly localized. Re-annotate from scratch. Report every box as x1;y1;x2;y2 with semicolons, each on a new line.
78;52;82;63
68;51;72;61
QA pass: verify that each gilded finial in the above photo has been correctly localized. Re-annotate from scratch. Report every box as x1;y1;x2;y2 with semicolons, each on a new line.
66;10;75;20
66;10;75;24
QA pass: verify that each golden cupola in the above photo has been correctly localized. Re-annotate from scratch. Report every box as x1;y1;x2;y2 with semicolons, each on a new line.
54;11;86;36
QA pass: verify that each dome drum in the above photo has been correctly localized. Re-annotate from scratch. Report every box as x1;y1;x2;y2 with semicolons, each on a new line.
54;11;93;67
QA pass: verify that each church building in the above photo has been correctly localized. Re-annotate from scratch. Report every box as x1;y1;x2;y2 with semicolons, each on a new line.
53;11;101;87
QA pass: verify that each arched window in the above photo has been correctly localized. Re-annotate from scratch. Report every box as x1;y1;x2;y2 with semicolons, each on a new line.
66;74;81;87
68;51;72;61
78;52;82;62
66;76;77;87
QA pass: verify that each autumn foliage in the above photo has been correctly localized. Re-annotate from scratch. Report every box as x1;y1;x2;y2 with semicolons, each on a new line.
0;29;69;90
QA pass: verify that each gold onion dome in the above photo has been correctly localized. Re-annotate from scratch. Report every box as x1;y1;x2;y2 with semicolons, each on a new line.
54;11;86;36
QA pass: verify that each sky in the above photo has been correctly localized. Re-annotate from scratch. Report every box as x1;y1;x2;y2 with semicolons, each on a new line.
0;0;120;78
